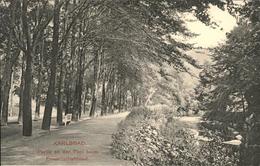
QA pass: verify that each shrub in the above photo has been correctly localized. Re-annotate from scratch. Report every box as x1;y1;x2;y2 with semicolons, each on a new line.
112;106;239;166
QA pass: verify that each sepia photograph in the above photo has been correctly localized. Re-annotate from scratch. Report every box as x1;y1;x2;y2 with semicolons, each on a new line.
0;0;259;165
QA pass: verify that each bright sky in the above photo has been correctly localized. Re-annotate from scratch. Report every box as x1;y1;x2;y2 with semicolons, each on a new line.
177;5;239;89
184;5;237;48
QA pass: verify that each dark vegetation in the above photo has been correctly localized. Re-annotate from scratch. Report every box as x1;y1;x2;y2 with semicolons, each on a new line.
1;0;259;165
196;3;260;164
112;107;239;166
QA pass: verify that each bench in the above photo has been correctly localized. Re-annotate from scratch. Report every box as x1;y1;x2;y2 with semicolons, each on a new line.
177;106;188;116
63;113;72;126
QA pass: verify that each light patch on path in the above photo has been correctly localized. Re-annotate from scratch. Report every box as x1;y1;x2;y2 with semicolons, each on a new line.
178;116;202;124
175;116;212;142
173;116;202;130
1;112;133;166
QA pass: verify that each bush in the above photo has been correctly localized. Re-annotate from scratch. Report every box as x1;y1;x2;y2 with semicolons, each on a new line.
197;126;240;166
112;106;239;166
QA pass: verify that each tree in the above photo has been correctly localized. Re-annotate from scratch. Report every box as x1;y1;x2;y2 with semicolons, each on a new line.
1;0;239;135
21;0;33;136
0;1;20;125
200;7;260;165
42;0;60;130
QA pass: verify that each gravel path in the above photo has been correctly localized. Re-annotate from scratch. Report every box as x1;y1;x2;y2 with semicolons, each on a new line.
1;112;132;166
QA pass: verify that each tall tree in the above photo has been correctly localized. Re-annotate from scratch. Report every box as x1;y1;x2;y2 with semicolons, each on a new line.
42;0;60;130
0;1;20;125
34;38;44;120
89;48;100;117
21;0;33;136
199;7;260;165
18;54;25;124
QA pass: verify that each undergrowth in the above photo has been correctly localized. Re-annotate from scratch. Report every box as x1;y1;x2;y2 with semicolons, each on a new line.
112;106;239;166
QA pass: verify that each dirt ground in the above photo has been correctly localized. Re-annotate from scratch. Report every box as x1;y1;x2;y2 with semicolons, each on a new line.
1;112;133;166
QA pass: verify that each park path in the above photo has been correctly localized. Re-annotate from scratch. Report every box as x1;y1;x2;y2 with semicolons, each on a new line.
174;115;209;141
1;112;132;166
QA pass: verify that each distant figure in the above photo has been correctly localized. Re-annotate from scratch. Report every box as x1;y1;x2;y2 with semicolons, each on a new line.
177;106;188;116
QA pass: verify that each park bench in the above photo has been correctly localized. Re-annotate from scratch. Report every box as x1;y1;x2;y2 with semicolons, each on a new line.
63;113;72;126
177;106;188;116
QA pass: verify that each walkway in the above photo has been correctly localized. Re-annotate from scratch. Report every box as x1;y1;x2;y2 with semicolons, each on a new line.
1;112;132;166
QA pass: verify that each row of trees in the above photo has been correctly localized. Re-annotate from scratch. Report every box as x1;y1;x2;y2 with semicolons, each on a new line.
1;0;237;136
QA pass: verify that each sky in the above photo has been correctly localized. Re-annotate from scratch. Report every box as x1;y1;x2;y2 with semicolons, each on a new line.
177;5;239;90
183;5;237;48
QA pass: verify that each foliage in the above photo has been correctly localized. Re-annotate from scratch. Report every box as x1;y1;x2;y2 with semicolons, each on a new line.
197;21;260;113
198;127;239;166
197;2;260;164
112;106;239;166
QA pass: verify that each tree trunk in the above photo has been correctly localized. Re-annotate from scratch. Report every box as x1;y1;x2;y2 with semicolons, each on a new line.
106;72;114;114
72;25;84;121
1;21;13;125
9;72;14;116
108;80;116;114
1;49;20;125
83;89;88;114
22;48;33;136
72;75;80;121
57;64;63;125
78;58;84;119
18;54;25;124
117;79;122;112
244;84;260;166
64;45;74;115
65;79;71;115
56;4;69;124
105;82;111;114
101;79;106;116
0;79;2;121
21;0;33;136
1;0;18;125
34;40;44;120
1;61;12;125
42;0;60;130
89;51;99;117
73;74;83;121
131;89;138;107
124;92;128;110
83;85;90;114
